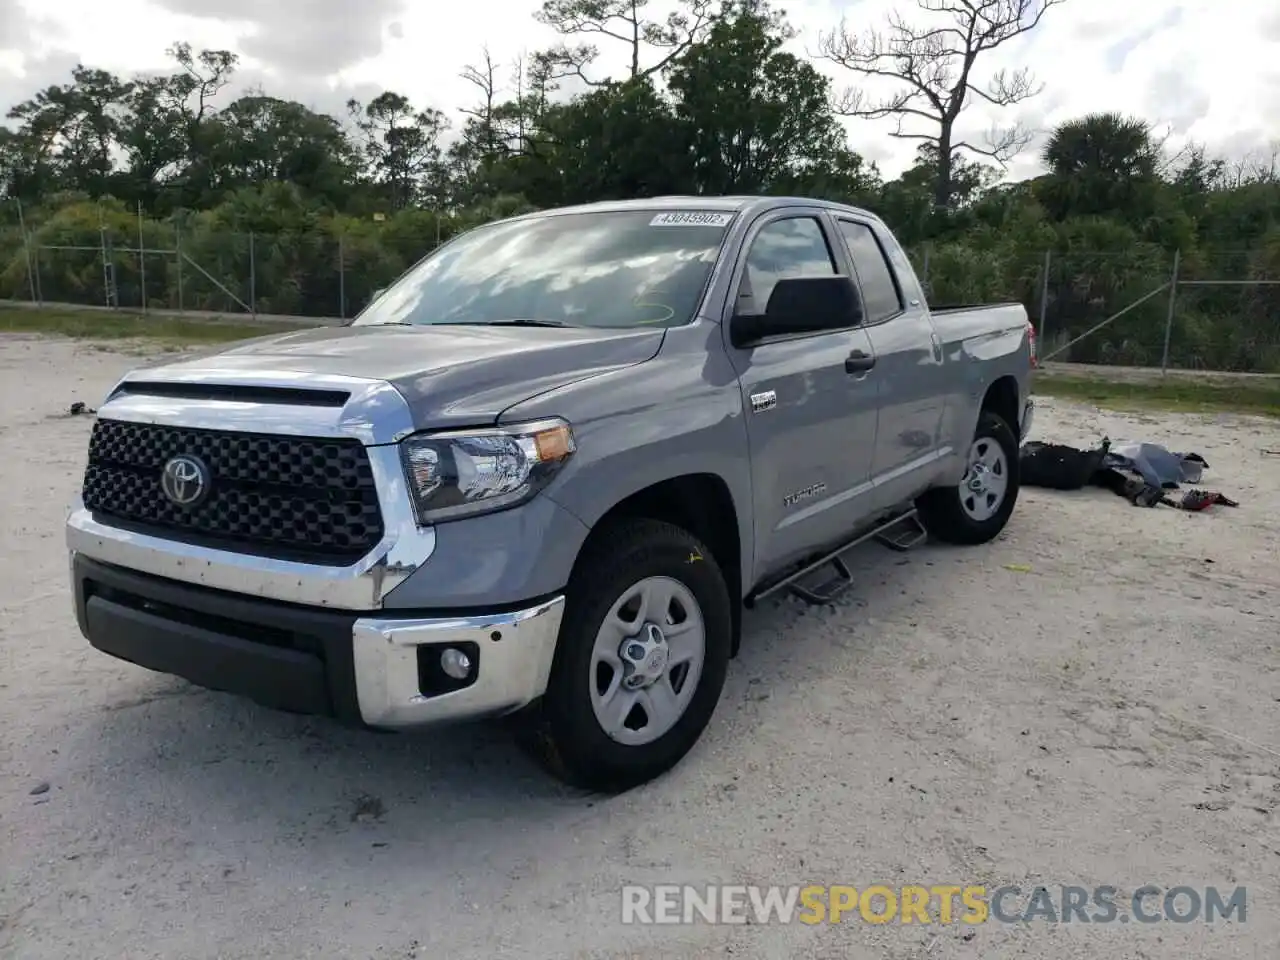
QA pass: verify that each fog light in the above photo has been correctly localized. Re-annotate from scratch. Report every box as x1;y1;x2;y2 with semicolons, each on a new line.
440;647;472;680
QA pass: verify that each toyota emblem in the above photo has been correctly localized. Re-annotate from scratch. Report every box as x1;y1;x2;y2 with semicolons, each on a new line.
160;454;210;507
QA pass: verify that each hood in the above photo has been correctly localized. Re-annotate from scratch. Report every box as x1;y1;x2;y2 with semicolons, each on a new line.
128;323;665;427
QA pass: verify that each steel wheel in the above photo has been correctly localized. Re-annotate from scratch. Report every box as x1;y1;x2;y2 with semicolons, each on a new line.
959;436;1009;522
588;575;706;747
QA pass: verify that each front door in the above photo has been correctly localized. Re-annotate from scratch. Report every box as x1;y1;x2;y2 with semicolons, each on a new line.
720;210;881;580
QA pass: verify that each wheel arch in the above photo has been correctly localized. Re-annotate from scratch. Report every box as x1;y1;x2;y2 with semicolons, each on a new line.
979;375;1021;435
570;473;745;656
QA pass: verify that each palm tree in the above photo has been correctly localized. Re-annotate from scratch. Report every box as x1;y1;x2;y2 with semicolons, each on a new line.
1042;112;1158;180
1039;113;1160;220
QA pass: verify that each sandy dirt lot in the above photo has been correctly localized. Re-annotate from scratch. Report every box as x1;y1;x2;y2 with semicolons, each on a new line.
2;334;1278;960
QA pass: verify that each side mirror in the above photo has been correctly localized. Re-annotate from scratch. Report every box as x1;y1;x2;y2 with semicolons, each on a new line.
730;276;861;347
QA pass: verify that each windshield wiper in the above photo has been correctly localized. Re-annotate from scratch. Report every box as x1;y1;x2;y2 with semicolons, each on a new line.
476;318;571;327
360;318;573;328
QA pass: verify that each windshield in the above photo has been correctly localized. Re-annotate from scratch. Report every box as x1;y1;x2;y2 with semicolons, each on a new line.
353;209;736;329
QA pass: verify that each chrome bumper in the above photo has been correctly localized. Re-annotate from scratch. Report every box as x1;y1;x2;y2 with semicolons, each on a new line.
73;547;566;729
68;370;567;729
353;597;565;728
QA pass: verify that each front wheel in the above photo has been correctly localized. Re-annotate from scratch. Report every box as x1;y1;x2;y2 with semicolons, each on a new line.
520;518;733;793
917;410;1020;545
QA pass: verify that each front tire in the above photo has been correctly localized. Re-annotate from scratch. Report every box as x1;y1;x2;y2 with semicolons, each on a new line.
917;409;1020;545
521;518;732;793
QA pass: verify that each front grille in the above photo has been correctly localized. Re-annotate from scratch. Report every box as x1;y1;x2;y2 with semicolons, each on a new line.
82;419;385;564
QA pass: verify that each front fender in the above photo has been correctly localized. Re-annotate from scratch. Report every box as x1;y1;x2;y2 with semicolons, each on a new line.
379;494;591;609
502;321;755;592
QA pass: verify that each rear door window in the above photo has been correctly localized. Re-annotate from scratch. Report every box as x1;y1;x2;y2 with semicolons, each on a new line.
836;220;904;324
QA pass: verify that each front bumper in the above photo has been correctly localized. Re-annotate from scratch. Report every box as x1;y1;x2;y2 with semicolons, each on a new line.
73;555;564;728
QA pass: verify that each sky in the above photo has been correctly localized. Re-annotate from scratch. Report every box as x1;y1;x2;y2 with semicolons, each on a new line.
1;0;1278;183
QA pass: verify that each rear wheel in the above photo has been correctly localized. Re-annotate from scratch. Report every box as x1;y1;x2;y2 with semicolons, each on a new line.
917;410;1020;545
520;518;732;793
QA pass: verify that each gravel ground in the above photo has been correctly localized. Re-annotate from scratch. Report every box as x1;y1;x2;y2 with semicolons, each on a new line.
2;334;1278;960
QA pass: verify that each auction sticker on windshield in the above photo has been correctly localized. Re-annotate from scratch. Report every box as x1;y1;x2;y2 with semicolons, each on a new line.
650;211;735;227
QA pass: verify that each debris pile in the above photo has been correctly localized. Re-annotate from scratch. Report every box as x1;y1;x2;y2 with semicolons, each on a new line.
1020;438;1239;511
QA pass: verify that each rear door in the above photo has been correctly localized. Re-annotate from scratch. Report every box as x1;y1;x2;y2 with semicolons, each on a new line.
719;208;880;579
832;216;947;513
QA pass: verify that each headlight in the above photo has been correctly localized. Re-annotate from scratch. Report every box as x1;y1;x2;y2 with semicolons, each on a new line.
399;418;576;523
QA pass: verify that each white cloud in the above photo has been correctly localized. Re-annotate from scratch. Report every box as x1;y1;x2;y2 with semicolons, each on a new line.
1;0;1277;181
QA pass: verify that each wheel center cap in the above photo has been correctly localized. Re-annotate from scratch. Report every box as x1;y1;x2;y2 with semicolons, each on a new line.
621;622;669;687
968;463;988;492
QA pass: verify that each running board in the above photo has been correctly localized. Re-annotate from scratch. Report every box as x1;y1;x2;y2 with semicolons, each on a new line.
874;511;928;551
748;509;929;607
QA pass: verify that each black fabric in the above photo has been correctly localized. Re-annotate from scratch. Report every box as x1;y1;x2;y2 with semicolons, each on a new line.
1021;439;1241;511
1019;439;1112;490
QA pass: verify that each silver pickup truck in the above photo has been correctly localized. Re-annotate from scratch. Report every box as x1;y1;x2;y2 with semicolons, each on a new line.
68;196;1035;792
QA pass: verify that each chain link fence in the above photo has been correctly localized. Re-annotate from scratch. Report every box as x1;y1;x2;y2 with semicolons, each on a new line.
1;219;401;321
0;200;445;322
3;200;1278;372
905;242;1280;373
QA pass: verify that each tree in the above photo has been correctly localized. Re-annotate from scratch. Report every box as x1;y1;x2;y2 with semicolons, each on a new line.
817;0;1063;211
1038;112;1159;220
162;42;240;206
448;48;508;203
534;0;727;86
347;92;450;210
5;85;75;201
4;66;132;200
115;75;195;208
57;67;131;198
208;96;361;207
508;78;692;207
667;1;877;200
0;127;41;200
458;49;504;160
166;42;237;132
877;143;999;242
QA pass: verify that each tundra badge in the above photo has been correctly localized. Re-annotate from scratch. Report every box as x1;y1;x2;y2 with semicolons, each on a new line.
783;482;826;507
750;390;777;413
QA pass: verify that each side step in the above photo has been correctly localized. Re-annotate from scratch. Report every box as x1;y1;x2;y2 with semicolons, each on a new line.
749;509;930;607
788;554;854;605
874;511;928;552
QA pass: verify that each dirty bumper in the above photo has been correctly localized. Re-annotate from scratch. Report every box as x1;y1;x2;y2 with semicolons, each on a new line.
72;554;564;728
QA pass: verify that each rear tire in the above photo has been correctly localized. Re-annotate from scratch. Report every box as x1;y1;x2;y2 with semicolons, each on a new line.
519;518;733;793
918;410;1020;545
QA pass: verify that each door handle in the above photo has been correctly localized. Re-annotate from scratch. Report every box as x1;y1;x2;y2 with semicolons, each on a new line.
845;350;876;374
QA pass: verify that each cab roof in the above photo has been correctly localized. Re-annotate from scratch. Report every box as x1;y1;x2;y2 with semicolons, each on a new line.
500;195;883;225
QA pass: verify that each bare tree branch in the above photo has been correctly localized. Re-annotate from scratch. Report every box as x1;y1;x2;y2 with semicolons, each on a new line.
815;0;1065;208
534;44;606;89
955;121;1033;164
533;0;725;86
459;49;500;117
968;67;1042;106
457;48;505;161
